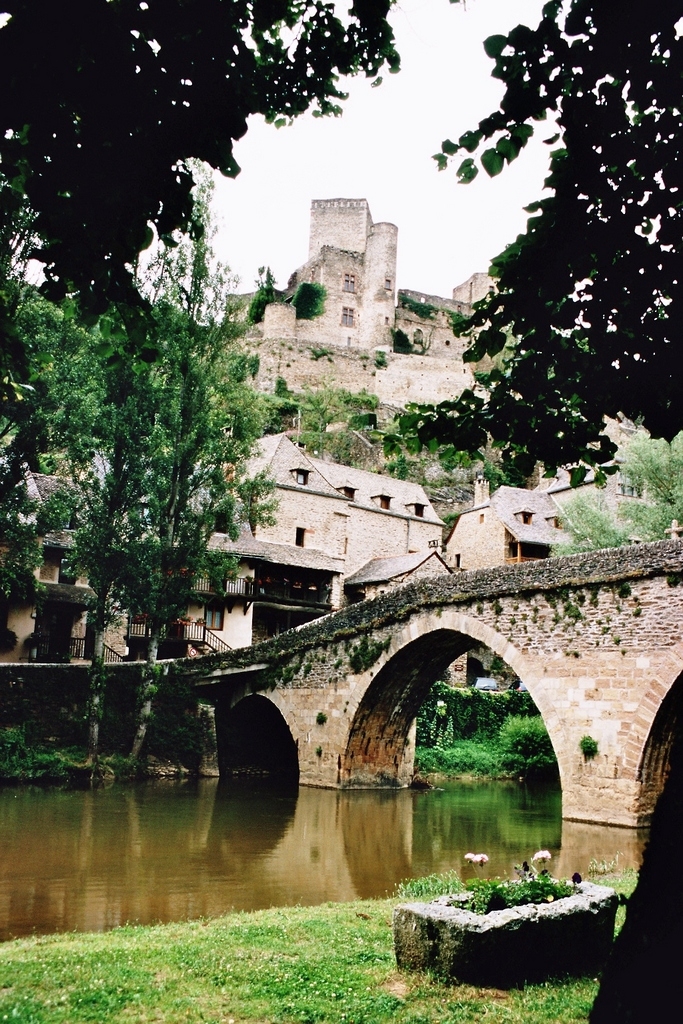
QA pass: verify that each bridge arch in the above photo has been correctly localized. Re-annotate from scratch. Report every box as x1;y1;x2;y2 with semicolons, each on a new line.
215;693;299;781
633;655;683;824
341;608;566;790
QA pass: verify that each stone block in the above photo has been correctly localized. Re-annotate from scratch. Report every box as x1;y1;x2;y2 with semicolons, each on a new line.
393;882;618;988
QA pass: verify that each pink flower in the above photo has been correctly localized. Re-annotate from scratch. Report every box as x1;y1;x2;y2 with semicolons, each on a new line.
465;852;489;865
532;850;552;862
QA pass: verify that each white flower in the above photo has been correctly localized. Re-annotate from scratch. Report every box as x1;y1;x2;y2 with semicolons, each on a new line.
532;850;552;862
436;700;446;707
464;852;476;862
465;852;488;865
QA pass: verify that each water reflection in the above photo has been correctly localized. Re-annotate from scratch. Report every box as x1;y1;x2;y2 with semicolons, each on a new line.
0;779;645;941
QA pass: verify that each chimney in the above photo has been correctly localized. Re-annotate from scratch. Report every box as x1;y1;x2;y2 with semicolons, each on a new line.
474;473;490;507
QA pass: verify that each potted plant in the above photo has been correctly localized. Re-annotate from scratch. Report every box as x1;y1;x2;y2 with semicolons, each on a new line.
393;852;618;988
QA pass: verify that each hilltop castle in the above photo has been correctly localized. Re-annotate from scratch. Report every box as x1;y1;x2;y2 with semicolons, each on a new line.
248;199;492;407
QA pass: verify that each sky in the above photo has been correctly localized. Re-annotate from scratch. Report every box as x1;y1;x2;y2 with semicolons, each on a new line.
211;0;552;299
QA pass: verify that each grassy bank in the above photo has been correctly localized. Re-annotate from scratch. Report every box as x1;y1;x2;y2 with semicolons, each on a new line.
0;873;636;1024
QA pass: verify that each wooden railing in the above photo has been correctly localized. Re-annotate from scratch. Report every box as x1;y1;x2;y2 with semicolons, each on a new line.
128;619;231;654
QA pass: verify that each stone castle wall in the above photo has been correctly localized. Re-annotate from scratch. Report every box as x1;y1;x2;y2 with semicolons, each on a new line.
249;335;476;408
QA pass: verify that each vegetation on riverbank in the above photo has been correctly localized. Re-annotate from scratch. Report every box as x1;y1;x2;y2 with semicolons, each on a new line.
0;872;636;1024
416;684;557;780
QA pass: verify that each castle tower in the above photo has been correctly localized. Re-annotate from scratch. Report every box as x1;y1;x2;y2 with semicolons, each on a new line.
359;221;398;348
308;199;373;259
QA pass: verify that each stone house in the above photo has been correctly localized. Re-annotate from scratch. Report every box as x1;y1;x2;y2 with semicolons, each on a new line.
1;473;95;664
173;433;445;649
445;479;570;572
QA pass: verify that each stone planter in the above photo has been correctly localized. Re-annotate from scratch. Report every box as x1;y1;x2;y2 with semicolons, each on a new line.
393;882;618;988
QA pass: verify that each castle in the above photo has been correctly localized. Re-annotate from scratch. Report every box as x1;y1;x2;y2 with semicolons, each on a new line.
249;199;493;408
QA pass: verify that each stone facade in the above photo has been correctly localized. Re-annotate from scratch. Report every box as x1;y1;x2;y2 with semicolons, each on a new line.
184;539;683;827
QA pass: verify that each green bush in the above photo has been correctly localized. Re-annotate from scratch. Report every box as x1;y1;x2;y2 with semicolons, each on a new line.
0;727;79;781
498;716;557;779
416;680;539;747
292;282;326;319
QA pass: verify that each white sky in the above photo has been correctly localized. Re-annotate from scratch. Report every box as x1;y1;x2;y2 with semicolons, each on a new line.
212;0;552;299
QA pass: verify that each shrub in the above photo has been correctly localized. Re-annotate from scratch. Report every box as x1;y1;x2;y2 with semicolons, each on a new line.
579;734;599;760
392;328;412;353
374;350;388;369
292;282;326;319
416;679;539;747
498;716;557;779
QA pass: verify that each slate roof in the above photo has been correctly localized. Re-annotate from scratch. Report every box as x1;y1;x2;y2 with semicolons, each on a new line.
25;472;71;503
487;486;570;546
42;581;95;605
209;529;344;574
344;550;451;586
310;458;444;523
247;434;344;498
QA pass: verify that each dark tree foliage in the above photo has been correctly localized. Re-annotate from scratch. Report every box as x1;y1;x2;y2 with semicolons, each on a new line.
0;0;398;355
292;281;327;319
390;0;683;482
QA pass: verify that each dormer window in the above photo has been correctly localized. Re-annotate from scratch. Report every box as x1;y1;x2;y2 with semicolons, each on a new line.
413;503;425;518
379;495;391;510
521;511;533;525
294;468;309;486
341;486;356;500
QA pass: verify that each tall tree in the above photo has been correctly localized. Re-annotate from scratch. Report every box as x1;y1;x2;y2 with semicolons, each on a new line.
392;1;683;482
124;173;268;758
0;1;398;359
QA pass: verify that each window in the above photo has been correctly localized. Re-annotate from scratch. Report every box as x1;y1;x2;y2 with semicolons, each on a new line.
385;316;389;325
618;472;640;497
522;511;533;525
205;603;224;630
342;306;355;327
379;495;391;510
342;486;356;500
343;273;355;293
454;553;461;569
385;278;392;290
479;513;485;524
414;328;423;346
295;527;305;547
414;503;425;518
294;468;309;486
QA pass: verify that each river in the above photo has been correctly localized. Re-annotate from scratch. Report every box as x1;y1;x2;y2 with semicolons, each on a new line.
0;778;646;941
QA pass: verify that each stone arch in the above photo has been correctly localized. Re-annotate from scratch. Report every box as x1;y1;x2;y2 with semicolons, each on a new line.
215;693;299;781
635;666;683;825
341;609;564;789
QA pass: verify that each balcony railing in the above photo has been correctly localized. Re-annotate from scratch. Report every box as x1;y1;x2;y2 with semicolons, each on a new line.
128;619;231;655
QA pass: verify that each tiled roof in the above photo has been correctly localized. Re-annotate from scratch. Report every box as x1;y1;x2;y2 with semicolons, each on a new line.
344;550;450;586
209;529;344;573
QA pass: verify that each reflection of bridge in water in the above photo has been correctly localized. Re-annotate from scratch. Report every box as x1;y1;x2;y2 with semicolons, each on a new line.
183;540;683;828
0;780;645;940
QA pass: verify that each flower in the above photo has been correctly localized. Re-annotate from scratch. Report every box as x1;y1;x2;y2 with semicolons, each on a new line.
532;850;552;862
465;852;489;865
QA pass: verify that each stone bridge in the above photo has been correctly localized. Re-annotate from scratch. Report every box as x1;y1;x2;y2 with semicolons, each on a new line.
182;540;683;828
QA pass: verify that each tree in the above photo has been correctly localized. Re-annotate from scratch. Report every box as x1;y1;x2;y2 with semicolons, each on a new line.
0;1;398;356
391;1;683;482
551;493;631;555
248;267;278;325
618;431;683;541
122;172;268;758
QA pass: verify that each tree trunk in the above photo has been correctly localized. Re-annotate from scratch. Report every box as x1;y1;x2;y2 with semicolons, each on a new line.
130;631;159;759
590;724;683;1021
86;629;105;765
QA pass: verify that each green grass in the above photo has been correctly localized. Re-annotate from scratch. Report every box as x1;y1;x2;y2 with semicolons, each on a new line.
0;874;637;1024
415;740;505;777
